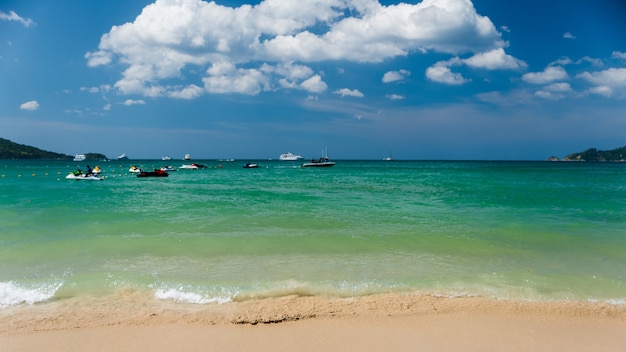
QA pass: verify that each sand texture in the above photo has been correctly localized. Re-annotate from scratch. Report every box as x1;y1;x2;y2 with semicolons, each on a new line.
2;293;625;351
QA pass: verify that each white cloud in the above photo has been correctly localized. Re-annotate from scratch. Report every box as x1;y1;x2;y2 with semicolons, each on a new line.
544;82;572;92
300;75;328;93
550;57;573;66
20;100;39;111
333;88;364;98
0;10;34;27
463;48;527;70
577;68;626;98
382;69;410;83
425;65;469;85
123;99;146;106
612;51;626;60
534;83;572;100
386;94;405;100
563;32;576;39
577;68;626;88
522;66;568;84
167;84;204;99
576;56;603;67
586;85;613;97
85;0;511;97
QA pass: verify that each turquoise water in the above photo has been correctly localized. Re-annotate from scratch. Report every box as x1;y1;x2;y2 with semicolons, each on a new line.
1;160;625;306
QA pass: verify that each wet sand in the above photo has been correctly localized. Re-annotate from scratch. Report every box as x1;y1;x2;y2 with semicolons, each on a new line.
2;293;625;351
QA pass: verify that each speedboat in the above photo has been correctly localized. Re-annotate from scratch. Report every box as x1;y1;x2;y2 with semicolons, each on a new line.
129;166;141;173
243;163;259;168
73;154;86;162
66;171;103;180
279;152;303;161
179;163;207;169
137;169;168;177
160;165;176;172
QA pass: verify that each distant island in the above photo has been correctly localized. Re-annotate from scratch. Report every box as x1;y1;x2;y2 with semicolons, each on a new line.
0;138;108;160
548;145;626;162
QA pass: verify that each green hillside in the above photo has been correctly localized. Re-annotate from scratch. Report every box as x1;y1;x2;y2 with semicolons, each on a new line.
563;146;626;162
0;138;72;160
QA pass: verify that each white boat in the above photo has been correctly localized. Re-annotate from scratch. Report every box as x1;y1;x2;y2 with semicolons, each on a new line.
279;152;303;161
180;163;207;169
184;154;191;160
301;147;335;168
66;172;103;181
73;154;86;162
117;153;128;160
160;165;176;171
162;156;172;161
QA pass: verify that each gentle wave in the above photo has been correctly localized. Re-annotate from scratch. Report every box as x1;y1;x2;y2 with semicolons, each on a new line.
0;280;63;307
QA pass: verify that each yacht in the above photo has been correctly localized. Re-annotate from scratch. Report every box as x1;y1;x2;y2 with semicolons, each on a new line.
279;152;303;161
73;154;86;162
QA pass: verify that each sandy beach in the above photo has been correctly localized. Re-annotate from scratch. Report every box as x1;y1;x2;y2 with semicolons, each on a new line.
1;293;625;351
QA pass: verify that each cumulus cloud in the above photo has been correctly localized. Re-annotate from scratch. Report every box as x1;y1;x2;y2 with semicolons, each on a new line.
522;66;568;84
577;68;626;97
334;88;364;98
0;10;34;27
426;48;525;85
463;48;527;70
382;69;410;83
611;51;626;60
20;100;39;111
86;0;512;96
300;75;327;93
563;32;576;39
426;65;469;85
123;99;146;106
534;83;573;100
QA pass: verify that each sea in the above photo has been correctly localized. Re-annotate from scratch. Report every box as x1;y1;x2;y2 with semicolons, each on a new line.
1;159;625;308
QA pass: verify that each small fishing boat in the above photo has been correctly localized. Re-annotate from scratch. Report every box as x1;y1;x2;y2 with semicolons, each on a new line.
301;147;335;168
243;163;259;168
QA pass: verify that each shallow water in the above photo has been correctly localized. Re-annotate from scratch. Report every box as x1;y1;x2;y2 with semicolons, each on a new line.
1;160;625;306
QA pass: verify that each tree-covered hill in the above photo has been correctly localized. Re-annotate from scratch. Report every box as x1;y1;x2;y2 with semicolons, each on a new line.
0;138;72;160
563;146;626;162
0;138;109;160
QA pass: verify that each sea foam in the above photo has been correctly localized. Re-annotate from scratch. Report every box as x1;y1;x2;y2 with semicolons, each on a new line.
154;287;232;304
0;280;62;307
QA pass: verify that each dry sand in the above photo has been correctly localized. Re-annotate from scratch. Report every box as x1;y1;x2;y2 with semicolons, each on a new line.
1;292;625;351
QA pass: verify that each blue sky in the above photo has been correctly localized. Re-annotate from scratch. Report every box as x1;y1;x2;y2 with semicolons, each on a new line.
1;0;625;160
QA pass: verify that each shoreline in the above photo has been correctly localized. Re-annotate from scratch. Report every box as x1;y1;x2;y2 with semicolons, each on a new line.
2;293;625;351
